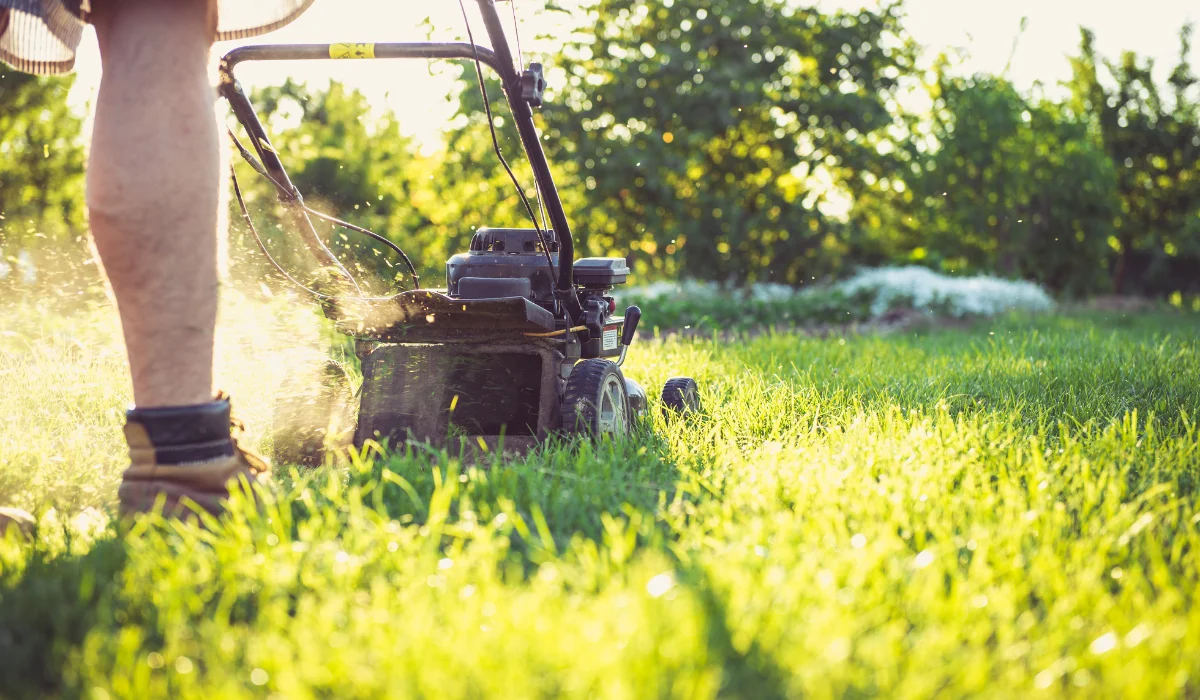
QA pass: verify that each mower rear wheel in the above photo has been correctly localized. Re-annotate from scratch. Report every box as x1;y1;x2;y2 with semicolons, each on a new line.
563;359;630;439
661;377;701;417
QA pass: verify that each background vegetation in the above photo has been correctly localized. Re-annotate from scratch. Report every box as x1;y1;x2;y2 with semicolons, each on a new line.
2;1;1199;302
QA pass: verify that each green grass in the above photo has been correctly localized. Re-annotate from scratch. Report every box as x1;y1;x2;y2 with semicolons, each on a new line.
2;296;1200;698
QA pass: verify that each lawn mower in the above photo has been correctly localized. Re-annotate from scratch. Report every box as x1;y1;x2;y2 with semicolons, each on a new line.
218;0;700;459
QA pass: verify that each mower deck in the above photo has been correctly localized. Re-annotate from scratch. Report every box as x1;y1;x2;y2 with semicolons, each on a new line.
330;290;557;341
354;332;568;454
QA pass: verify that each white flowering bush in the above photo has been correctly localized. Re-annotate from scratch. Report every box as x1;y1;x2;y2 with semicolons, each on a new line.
619;266;1055;330
748;282;800;303
834;266;1056;318
617;279;720;302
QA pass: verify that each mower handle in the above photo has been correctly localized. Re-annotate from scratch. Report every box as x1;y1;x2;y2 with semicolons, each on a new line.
220;42;503;73
217;0;583;322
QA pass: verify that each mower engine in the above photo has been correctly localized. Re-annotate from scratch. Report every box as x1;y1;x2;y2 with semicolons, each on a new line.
448;228;629;359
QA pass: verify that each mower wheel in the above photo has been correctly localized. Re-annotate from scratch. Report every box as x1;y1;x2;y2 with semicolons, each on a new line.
661;377;701;417
563;359;630;439
271;360;356;467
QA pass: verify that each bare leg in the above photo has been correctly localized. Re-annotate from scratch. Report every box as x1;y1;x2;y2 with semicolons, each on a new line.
88;0;219;408
85;0;272;518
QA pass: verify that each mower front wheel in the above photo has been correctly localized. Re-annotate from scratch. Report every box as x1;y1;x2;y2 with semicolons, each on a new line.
661;377;701;417
563;359;630;439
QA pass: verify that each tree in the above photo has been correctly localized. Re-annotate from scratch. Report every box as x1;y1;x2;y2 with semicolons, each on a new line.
537;0;918;283
0;69;87;291
1068;26;1200;295
897;70;1117;296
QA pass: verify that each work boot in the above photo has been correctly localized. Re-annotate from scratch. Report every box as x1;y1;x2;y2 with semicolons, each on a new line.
0;506;35;539
117;392;270;519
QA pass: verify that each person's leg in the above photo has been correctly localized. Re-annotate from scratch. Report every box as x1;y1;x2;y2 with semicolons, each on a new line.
88;0;220;408
87;0;268;517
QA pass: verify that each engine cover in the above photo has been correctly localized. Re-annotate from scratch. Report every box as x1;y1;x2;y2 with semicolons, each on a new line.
573;257;629;287
447;228;559;304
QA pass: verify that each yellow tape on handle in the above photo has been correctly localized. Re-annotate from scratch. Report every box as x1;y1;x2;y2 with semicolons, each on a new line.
329;43;376;59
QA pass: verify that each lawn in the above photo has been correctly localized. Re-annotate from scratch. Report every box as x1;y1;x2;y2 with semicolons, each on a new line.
1;293;1199;698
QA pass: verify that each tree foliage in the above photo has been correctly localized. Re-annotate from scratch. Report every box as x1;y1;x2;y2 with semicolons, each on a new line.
0;70;85;239
2;10;1199;301
1068;26;1200;295
897;71;1118;296
541;0;917;284
0;70;88;294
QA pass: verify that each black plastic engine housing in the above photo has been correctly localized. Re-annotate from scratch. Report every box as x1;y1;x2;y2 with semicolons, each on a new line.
447;229;632;306
573;257;629;287
447;228;559;304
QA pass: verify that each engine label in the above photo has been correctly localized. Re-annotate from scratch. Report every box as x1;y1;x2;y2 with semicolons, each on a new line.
603;326;619;351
